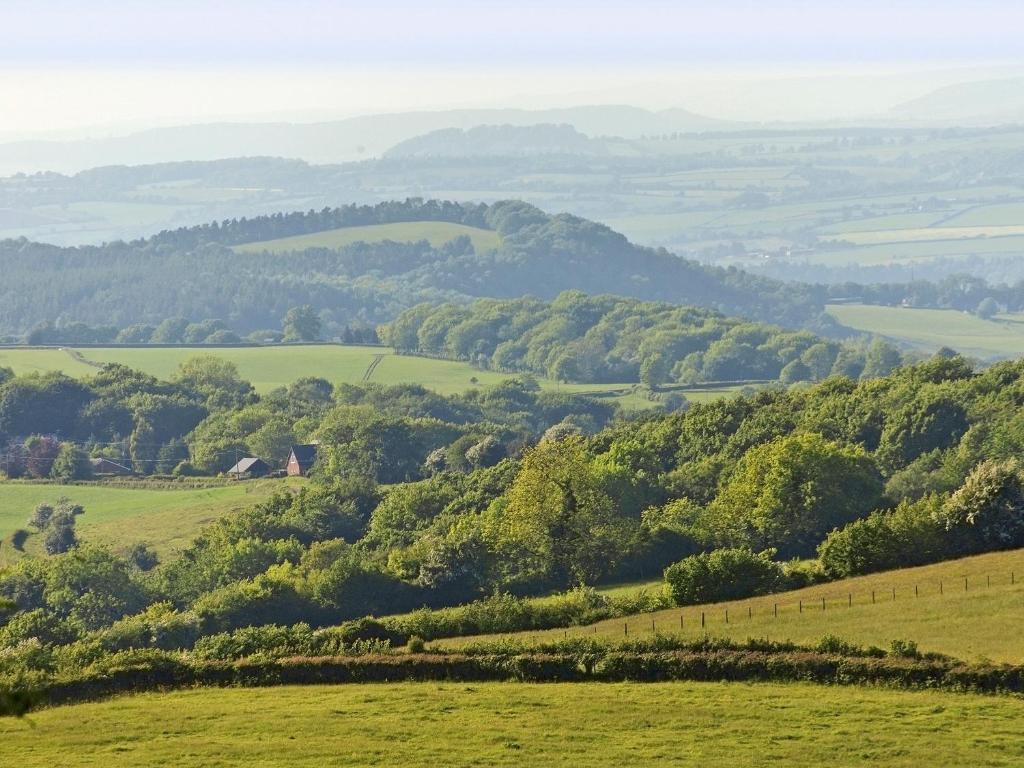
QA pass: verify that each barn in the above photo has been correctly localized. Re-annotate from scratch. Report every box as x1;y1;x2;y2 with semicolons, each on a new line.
226;457;271;479
286;444;319;477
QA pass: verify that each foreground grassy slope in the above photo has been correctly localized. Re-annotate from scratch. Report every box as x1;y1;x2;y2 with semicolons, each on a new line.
438;549;1024;663
827;303;1024;360
0;480;298;563
3;682;1022;767
232;221;502;254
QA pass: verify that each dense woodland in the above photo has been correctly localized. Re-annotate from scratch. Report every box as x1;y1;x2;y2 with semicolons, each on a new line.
383;292;906;386
0;199;833;339
3;353;1024;689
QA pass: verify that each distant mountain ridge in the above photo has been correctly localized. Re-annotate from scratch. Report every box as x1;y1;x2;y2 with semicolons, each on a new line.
0;105;729;176
888;78;1024;124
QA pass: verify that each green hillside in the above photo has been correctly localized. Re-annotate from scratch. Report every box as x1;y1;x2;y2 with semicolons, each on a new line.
0;480;299;563
826;304;1024;359
2;682;1021;767
232;221;501;253
436;549;1024;664
0;344;743;406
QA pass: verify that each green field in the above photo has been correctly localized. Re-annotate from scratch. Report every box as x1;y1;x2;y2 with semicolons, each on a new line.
232;221;502;254
3;682;1022;767
439;549;1024;664
0;348;97;378
0;480;298;563
0;345;744;408
826;303;1024;360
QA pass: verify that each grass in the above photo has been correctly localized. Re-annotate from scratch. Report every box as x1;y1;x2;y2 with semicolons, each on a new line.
2;682;1022;767
1;345;746;408
826;225;1024;245
826;303;1024;360
232;221;502;254
0;348;96;378
437;549;1024;664
0;480;299;563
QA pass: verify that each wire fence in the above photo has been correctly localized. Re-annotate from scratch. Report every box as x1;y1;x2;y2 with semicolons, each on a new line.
548;565;1024;642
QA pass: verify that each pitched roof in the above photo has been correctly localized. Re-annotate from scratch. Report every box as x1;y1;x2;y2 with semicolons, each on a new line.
90;457;132;472
227;457;267;475
289;444;318;467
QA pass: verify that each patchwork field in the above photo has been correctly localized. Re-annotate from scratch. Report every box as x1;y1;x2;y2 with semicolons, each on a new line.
2;682;1022;767
0;480;299;563
232;221;502;254
826;304;1024;359
438;549;1024;664
0;345;743;408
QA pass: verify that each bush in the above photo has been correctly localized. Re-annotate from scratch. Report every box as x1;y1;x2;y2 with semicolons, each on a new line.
818;495;946;578
664;548;785;606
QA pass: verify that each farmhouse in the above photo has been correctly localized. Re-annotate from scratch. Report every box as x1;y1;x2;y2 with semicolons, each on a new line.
90;457;132;476
226;457;271;478
287;444;318;477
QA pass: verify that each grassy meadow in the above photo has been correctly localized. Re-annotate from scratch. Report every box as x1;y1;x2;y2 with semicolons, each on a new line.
0;480;300;564
232;221;502;254
0;345;745;408
436;548;1024;664
826;304;1024;359
3;682;1022;767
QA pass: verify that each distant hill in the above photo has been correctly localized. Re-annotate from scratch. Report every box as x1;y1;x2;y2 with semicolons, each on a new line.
889;78;1024;124
385;124;610;158
0;199;830;338
0;105;729;176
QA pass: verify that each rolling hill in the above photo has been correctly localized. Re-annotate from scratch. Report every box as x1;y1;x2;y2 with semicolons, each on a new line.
434;548;1024;664
233;221;501;254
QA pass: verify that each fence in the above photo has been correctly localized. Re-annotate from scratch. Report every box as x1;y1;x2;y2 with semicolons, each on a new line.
550;565;1023;642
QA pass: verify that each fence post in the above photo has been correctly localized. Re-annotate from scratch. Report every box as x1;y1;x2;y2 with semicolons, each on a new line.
799;600;802;614
821;596;825;611
915;584;918;597
1013;571;1016;585
774;603;778;617
680;614;684;630
871;590;875;604
965;577;968;592
940;580;943;595
651;618;655;633
892;588;895;601
987;575;991;588
701;612;705;629
748;606;752;619
848;593;851;607
624;623;628;637
725;609;729;624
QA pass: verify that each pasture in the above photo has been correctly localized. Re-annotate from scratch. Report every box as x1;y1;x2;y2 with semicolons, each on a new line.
826;304;1024;359
0;480;298;563
232;221;502;254
2;682;1022;767
437;549;1024;664
0;345;744;407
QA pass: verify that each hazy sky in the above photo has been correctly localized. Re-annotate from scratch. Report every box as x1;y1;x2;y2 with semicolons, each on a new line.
3;0;1023;135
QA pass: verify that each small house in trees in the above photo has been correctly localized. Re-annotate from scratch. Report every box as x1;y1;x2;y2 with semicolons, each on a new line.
90;457;132;476
227;457;271;479
286;444;318;477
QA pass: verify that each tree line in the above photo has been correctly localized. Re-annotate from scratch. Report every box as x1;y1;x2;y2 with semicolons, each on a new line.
382;291;907;386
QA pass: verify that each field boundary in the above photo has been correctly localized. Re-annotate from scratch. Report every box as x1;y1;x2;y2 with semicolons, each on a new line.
18;644;1024;715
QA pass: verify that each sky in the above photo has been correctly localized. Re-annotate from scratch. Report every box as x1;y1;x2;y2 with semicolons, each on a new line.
2;0;1023;136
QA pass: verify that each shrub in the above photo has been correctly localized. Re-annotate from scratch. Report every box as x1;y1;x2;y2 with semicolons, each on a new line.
664;548;785;606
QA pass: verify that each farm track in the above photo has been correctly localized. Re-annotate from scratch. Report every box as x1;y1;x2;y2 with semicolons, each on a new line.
62;348;103;369
362;354;385;382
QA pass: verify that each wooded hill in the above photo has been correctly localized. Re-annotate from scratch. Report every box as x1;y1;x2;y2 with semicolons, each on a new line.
382;292;904;386
0;200;830;339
